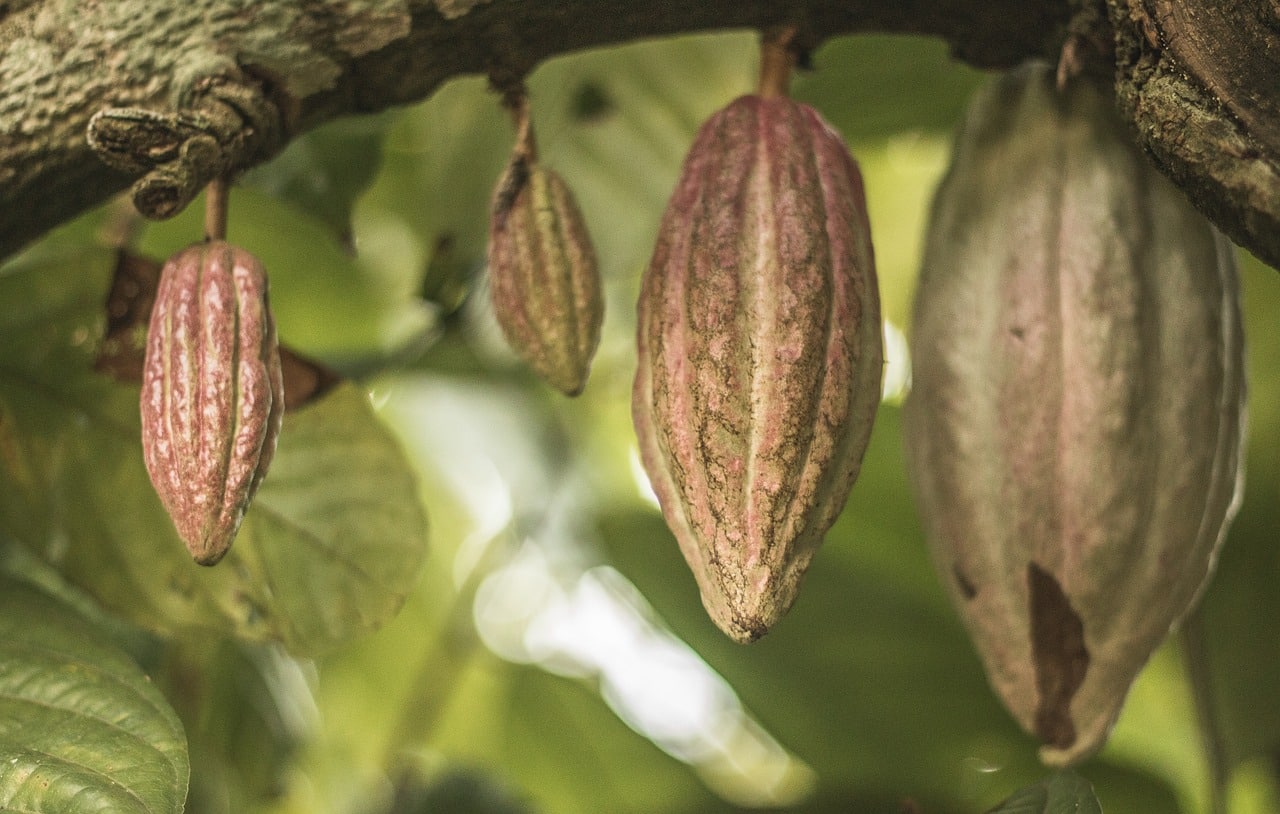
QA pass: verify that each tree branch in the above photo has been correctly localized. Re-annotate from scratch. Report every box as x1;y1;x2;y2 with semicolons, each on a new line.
0;0;1069;261
1108;0;1280;271
2;0;1278;273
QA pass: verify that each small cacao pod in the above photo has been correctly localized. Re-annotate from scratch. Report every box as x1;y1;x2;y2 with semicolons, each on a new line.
634;94;883;643
141;240;285;565
903;63;1246;766
489;154;603;396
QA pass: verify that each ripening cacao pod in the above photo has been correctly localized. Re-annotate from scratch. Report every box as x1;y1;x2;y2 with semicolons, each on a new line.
903;62;1246;766
141;240;285;565
634;94;883;643
489;154;603;396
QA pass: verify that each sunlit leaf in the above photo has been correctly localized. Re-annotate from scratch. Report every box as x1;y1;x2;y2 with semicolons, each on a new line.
0;244;428;656
0;574;188;814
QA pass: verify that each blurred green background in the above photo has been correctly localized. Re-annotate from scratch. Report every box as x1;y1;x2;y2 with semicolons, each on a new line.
3;30;1279;814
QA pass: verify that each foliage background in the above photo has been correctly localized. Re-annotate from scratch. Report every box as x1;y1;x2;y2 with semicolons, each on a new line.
1;31;1278;814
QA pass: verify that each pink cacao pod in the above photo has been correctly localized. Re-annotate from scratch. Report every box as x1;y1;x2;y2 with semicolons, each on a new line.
903;63;1246;766
489;156;603;396
634;94;883;643
141;240;285;565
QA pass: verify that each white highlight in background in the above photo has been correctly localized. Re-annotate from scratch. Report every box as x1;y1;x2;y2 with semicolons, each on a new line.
474;550;815;808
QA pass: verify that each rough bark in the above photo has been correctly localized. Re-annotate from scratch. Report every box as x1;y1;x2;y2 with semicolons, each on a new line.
1108;0;1280;271
0;0;1277;270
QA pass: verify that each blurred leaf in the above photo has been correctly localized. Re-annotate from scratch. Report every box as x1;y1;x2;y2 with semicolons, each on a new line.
163;640;315;814
1103;636;1209;813
988;773;1100;808
856;135;955;330
0;574;188;813
986;771;1102;813
386;767;536;814
430;662;721;814
1227;757;1280;813
0;244;428;656
1197;250;1280;775
419;232;475;316
368;379;724;814
242;115;391;248
356;76;514;319
792;35;986;142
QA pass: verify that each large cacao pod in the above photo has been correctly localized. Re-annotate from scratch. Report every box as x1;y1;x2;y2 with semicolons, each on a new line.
141;240;285;565
489;155;603;396
903;62;1246;766
634;94;883;643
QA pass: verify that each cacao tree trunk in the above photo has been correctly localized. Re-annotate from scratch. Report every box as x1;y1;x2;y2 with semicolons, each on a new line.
1;0;1277;270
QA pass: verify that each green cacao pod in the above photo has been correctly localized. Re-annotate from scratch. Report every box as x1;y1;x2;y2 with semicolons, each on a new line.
141;240;285;565
634;94;883;643
489;155;603;396
903;63;1246;766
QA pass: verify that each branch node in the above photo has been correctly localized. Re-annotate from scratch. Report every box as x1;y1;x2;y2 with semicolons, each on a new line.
86;76;283;221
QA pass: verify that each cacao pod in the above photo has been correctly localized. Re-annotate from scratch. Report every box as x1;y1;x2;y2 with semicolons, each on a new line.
634;94;883;643
903;62;1246;766
489;155;603;396
141;240;285;565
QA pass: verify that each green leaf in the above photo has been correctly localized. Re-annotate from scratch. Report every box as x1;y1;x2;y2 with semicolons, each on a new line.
986;772;1103;814
0;244;428;656
0;574;188;814
233;383;431;649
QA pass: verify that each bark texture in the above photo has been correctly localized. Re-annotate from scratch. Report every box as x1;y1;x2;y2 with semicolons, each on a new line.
0;0;1277;269
1108;0;1280;271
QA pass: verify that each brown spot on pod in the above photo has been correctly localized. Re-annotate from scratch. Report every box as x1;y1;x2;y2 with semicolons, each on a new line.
633;94;883;643
141;240;284;565
904;62;1246;765
1027;562;1089;750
